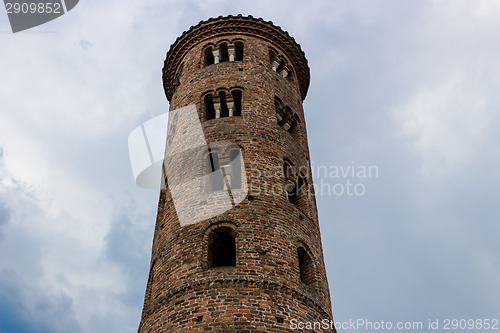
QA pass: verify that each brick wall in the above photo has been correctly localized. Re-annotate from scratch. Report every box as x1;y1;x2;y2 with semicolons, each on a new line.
138;15;335;333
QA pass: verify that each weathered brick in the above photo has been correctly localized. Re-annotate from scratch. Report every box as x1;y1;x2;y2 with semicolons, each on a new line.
138;15;334;333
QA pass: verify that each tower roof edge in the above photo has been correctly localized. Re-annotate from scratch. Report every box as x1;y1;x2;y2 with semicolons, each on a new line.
163;15;310;101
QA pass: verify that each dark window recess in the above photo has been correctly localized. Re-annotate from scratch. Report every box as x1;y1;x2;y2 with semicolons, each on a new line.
235;41;244;61
219;91;229;118
204;47;214;66
298;247;315;286
204;94;215;120
283;159;293;180
269;48;278;63
207;152;224;192
219;43;229;62
208;227;236;268
232;90;242;116
276;317;284;324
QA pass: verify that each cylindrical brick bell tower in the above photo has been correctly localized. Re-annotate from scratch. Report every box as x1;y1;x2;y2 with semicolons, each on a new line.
138;15;335;332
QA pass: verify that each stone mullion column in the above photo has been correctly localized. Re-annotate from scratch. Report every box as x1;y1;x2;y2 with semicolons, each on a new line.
212;49;220;64
228;47;235;61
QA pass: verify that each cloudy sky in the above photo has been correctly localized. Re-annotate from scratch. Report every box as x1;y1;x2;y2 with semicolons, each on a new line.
1;1;500;332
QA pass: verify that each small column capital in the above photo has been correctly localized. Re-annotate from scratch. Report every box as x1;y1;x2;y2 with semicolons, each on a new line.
271;60;280;71
228;48;235;61
212;49;220;64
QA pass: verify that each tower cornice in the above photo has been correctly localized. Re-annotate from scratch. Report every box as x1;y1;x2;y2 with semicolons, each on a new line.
162;14;310;101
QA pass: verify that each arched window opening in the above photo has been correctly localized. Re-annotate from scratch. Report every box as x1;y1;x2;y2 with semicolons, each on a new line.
204;47;214;66
208;227;236;268
229;149;242;189
297;247;315;286
231;90;242;116
219;43;229;62
235;42;244;61
207;152;224;192
218;91;229;118
204;94;215;120
269;48;278;63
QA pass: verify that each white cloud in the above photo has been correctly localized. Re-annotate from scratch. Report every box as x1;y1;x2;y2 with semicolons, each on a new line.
1;1;500;332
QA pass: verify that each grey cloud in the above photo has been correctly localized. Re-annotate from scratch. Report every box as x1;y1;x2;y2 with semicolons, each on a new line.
103;206;154;305
0;270;82;333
